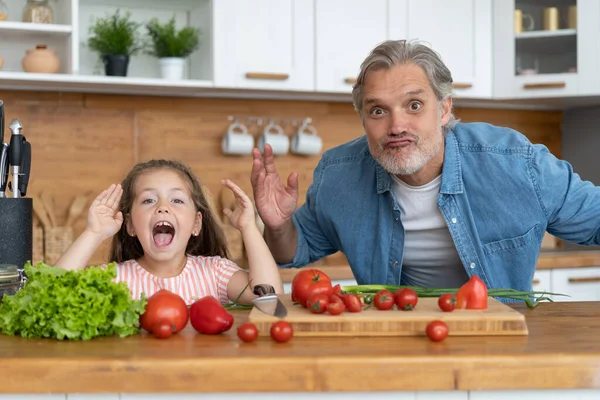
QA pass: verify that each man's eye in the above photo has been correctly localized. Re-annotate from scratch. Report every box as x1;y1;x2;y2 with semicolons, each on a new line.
370;107;384;115
409;102;422;111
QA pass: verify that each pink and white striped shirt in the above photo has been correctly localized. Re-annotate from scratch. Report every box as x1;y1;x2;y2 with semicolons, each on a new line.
114;255;242;305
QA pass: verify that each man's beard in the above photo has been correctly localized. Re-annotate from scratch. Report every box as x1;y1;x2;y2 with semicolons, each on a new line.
371;130;443;176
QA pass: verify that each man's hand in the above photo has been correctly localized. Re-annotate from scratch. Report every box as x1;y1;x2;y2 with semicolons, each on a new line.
250;143;299;231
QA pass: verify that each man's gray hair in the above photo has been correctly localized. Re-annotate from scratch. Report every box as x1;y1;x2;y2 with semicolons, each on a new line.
352;39;458;133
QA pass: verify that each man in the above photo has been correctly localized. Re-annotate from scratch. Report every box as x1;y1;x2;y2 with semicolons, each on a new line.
250;39;600;292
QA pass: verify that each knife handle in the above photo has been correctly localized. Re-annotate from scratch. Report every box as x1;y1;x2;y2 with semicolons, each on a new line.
253;284;276;297
18;139;31;196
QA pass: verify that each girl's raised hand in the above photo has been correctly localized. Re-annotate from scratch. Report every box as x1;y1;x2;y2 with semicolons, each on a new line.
221;179;255;232
86;184;124;240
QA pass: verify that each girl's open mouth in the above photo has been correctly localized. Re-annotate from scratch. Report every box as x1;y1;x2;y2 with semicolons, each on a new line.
153;221;175;248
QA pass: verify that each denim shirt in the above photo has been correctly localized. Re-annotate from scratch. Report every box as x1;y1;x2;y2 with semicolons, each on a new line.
281;122;600;292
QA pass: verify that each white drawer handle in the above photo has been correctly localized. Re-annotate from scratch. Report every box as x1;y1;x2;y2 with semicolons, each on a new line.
568;276;600;284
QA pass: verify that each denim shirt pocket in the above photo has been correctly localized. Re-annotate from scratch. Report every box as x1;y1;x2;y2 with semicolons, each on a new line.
482;224;541;255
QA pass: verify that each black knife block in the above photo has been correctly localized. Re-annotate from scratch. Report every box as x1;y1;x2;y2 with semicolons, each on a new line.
0;198;33;271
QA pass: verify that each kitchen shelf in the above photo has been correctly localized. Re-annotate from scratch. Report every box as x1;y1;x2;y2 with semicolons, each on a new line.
0;21;73;37
0;71;214;96
515;29;576;39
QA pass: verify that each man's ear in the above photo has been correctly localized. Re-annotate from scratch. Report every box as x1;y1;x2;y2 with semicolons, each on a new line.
193;212;203;236
125;214;135;237
440;97;453;126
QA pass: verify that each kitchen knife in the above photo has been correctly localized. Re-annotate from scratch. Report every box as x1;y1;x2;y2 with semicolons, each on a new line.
0;100;4;144
252;284;287;318
0;143;8;198
18;139;31;197
8;118;23;198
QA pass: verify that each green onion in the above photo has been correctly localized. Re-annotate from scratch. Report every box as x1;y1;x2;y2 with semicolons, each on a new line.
341;285;569;308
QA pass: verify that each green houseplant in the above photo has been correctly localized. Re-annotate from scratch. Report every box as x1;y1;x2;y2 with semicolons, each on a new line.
145;16;200;80
87;9;144;77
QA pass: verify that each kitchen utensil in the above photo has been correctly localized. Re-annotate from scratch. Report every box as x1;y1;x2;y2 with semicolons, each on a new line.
0;99;4;143
0;143;8;197
17;140;31;197
543;7;559;31
249;294;528;337
8;118;24;198
64;195;87;227
251;284;287;318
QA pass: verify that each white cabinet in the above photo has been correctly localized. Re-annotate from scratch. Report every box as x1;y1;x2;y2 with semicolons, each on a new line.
551;267;600;302
212;0;314;91
315;0;388;93
492;0;600;99
0;0;76;74
392;0;492;98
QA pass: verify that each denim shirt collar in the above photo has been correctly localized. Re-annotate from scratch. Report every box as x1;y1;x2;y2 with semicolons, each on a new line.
375;130;464;195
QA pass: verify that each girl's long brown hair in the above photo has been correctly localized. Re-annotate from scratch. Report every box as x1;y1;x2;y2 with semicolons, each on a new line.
109;159;229;262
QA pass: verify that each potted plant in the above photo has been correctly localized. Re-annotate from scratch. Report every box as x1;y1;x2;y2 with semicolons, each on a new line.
145;16;200;80
87;10;144;77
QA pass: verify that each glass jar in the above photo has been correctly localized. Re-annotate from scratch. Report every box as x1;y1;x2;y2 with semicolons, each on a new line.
0;264;21;300
0;0;8;21
23;0;53;24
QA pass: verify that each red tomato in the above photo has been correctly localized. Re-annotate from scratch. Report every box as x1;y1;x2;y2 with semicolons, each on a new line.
237;323;259;343
327;294;346;315
395;288;418;311
291;269;333;307
456;275;488;310
373;290;395;310
140;289;189;334
342;294;363;313
270;321;293;343
307;293;329;314
426;320;449;342
152;320;173;339
438;294;456;312
332;284;342;296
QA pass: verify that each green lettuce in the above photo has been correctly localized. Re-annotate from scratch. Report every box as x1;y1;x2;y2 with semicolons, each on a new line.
0;262;147;340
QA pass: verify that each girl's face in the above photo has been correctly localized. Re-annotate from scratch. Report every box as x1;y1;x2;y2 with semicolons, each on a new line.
126;169;202;262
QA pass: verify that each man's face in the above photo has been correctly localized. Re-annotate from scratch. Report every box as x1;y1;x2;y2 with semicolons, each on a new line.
361;63;451;177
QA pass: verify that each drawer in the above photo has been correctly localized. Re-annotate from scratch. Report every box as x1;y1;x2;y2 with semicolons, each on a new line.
551;267;600;302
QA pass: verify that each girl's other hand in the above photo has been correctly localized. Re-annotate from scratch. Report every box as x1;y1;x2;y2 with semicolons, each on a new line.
87;183;124;240
221;179;255;232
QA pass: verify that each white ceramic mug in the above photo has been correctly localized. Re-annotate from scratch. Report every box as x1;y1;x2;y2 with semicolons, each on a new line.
221;122;254;155
291;123;322;156
257;122;289;156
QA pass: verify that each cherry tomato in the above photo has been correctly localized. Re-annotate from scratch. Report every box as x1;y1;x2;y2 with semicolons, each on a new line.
332;284;342;296
438;294;456;312
270;321;293;343
342;294;363;312
152;320;173;339
373;290;395;310
307;293;329;314
395;288;418;311
327;294;346;315
426;320;449;342
237;323;259;343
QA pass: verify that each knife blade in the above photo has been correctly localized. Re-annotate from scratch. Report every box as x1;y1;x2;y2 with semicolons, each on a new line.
0;100;4;144
252;284;287;318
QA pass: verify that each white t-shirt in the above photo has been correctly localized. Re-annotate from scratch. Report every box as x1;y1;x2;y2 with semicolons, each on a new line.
390;174;469;288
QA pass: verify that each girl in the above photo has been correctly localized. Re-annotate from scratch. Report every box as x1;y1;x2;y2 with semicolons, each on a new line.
55;159;283;305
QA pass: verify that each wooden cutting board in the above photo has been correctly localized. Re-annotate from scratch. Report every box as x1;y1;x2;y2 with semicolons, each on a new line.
248;294;528;337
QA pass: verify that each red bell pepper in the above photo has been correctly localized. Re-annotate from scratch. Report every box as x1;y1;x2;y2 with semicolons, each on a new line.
189;296;234;334
456;275;488;309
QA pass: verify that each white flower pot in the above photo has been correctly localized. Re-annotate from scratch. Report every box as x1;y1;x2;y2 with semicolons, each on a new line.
159;57;185;80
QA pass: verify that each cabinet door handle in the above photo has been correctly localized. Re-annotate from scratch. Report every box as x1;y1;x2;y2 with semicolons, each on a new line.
523;82;566;89
568;276;600;284
452;83;473;89
532;279;540;285
245;72;289;80
344;77;357;84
